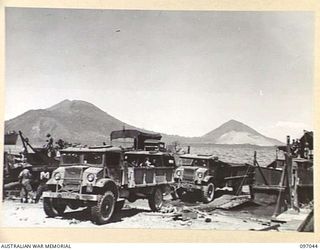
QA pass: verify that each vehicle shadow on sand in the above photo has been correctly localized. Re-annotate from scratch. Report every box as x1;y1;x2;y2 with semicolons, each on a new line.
169;189;235;207
54;206;150;225
110;207;150;223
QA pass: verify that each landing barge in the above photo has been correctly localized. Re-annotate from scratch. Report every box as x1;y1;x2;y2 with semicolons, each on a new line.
253;131;313;216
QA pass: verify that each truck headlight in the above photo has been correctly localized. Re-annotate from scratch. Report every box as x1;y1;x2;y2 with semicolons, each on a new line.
87;173;95;182
197;172;203;179
54;172;61;181
176;170;182;177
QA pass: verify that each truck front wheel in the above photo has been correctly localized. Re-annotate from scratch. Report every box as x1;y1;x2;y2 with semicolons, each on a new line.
148;187;164;212
201;182;215;203
43;198;67;217
91;191;115;225
176;188;185;200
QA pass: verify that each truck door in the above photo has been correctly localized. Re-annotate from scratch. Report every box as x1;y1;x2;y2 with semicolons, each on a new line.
106;152;122;184
163;155;175;182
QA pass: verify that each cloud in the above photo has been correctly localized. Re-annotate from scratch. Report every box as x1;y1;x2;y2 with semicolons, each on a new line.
274;121;311;129
260;121;312;142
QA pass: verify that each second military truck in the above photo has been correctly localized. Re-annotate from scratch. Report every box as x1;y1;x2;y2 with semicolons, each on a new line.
174;154;254;203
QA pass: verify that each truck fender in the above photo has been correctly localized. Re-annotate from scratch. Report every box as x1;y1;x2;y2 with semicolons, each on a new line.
46;178;56;185
202;176;214;184
95;179;119;199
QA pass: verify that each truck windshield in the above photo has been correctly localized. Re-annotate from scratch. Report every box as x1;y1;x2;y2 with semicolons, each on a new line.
193;159;208;167
84;153;103;165
60;153;81;164
181;158;193;166
60;152;103;165
181;158;208;167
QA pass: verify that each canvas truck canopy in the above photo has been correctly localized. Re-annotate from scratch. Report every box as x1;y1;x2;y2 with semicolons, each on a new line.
110;129;162;150
180;154;216;160
61;146;122;153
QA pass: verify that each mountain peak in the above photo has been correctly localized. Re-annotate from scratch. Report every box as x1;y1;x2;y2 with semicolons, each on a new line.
61;99;71;103
47;99;96;112
47;99;71;111
5;99;131;144
225;119;245;126
205;119;259;136
202;119;282;146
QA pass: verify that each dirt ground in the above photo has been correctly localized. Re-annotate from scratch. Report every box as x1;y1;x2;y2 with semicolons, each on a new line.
0;194;307;231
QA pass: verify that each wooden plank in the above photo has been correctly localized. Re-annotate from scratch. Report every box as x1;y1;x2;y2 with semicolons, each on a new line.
297;209;314;232
297;184;313;187
224;175;249;180
4;181;20;190
252;185;286;191
218;196;251;209
257;224;280;231
199;194;251;210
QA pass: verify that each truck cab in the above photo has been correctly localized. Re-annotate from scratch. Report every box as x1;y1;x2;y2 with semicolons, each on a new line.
48;146;123;190
43;146;124;224
174;154;223;203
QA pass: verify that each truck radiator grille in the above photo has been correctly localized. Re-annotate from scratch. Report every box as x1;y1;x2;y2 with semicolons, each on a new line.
62;167;82;192
64;167;82;179
183;168;195;182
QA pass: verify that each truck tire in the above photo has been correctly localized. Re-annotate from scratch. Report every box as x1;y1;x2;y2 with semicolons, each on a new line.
43;198;67;217
91;191;115;225
176;188;185;200
201;182;215;203
115;200;125;212
148;187;164;212
171;188;185;200
170;191;178;200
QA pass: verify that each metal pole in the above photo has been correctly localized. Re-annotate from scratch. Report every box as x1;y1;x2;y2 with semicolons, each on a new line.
273;135;293;217
272;163;286;217
286;135;293;209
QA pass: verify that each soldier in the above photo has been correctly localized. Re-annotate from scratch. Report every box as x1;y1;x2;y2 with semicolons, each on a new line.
304;142;310;159
18;165;33;203
130;159;138;167
34;166;50;203
151;159;157;167
140;157;151;167
45;134;55;157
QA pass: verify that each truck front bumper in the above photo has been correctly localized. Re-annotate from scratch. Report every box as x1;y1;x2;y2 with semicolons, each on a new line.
178;182;203;192
42;191;98;201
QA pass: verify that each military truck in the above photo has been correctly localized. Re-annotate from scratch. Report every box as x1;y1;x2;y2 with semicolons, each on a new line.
42;130;176;225
174;154;254;203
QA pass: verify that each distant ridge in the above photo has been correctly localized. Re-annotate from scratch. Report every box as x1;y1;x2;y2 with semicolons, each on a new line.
5;99;283;146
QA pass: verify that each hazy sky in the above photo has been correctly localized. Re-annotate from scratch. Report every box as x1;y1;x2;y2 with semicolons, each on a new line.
5;8;314;140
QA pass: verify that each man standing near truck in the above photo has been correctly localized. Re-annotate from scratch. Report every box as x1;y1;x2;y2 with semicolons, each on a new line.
18;165;33;203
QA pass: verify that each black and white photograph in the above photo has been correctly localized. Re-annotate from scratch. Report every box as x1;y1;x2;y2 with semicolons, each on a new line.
2;6;315;233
